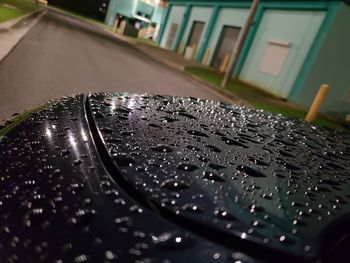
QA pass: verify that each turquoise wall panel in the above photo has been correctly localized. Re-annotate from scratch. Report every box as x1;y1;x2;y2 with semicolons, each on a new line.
152;6;166;25
180;6;213;59
239;9;325;98
173;5;191;51
206;7;249;65
136;1;154;17
105;0;135;26
105;0;118;26
157;5;172;44
292;2;349;118
106;0;165;27
160;5;186;49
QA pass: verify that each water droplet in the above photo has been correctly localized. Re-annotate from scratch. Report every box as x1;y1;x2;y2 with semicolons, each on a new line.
182;203;202;213
187;130;208;138
112;153;135;167
237;165;266;178
206;145;221;153
152;232;194;249
161;179;189;190
221;137;248;148
150;144;173;153
208;163;226;170
74;254;90;263
114;217;132;227
69;209;97;227
277;234;296;245
161;116;178;123
186;145;202;152
72;159;82;166
23;208;44;227
177;163;198;172
178;112;197;120
203;171;225;182
100;127;113;134
214;208;235;221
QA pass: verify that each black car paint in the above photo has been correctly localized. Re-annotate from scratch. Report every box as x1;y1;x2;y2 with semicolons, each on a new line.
0;93;350;262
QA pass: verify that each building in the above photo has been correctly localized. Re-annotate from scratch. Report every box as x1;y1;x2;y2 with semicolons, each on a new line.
157;0;350;119
105;0;167;39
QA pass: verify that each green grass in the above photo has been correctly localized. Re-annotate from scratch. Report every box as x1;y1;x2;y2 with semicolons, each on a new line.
185;66;343;130
0;0;39;23
250;101;342;129
0;104;45;140
131;37;157;46
186;66;276;99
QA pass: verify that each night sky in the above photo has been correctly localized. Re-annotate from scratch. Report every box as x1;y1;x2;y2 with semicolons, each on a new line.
49;0;110;20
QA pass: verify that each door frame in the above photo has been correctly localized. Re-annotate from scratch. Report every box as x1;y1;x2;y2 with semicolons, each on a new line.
185;20;205;50
211;25;241;68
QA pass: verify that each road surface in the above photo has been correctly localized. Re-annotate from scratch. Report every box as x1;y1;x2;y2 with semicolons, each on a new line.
0;10;229;121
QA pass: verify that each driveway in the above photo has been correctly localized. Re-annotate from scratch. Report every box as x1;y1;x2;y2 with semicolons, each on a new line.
0;10;230;120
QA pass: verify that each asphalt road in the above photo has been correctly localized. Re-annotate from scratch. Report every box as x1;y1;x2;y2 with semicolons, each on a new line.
0;10;229;121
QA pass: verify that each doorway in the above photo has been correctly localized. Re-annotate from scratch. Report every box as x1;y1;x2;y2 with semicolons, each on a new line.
211;26;241;70
165;23;179;49
185;21;205;58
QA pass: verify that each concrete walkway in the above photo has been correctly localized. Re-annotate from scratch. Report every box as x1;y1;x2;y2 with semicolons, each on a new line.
111;32;208;72
0;9;45;62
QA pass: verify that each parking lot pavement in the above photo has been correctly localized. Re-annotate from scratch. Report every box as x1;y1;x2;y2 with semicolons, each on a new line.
0;10;234;121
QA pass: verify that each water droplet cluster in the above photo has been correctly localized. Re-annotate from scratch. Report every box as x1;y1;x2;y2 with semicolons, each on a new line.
89;93;350;260
0;95;248;262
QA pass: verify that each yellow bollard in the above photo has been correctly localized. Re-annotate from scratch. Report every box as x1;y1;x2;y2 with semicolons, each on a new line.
177;41;184;54
202;48;211;65
113;19;118;33
305;84;330;122
192;44;197;59
220;53;230;73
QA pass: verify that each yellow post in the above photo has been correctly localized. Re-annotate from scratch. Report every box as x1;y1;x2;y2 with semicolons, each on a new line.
202;48;211;65
192;44;197;59
220;54;230;73
113;19;118;33
305;84;330;122
177;41;184;54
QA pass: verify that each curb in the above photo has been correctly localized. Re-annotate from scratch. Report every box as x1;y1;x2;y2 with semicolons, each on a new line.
132;45;185;71
11;8;44;29
182;71;248;107
0;9;46;63
104;30;188;72
0;8;44;31
102;29;187;73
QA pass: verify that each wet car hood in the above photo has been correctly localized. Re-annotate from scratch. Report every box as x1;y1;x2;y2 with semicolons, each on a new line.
0;93;350;262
